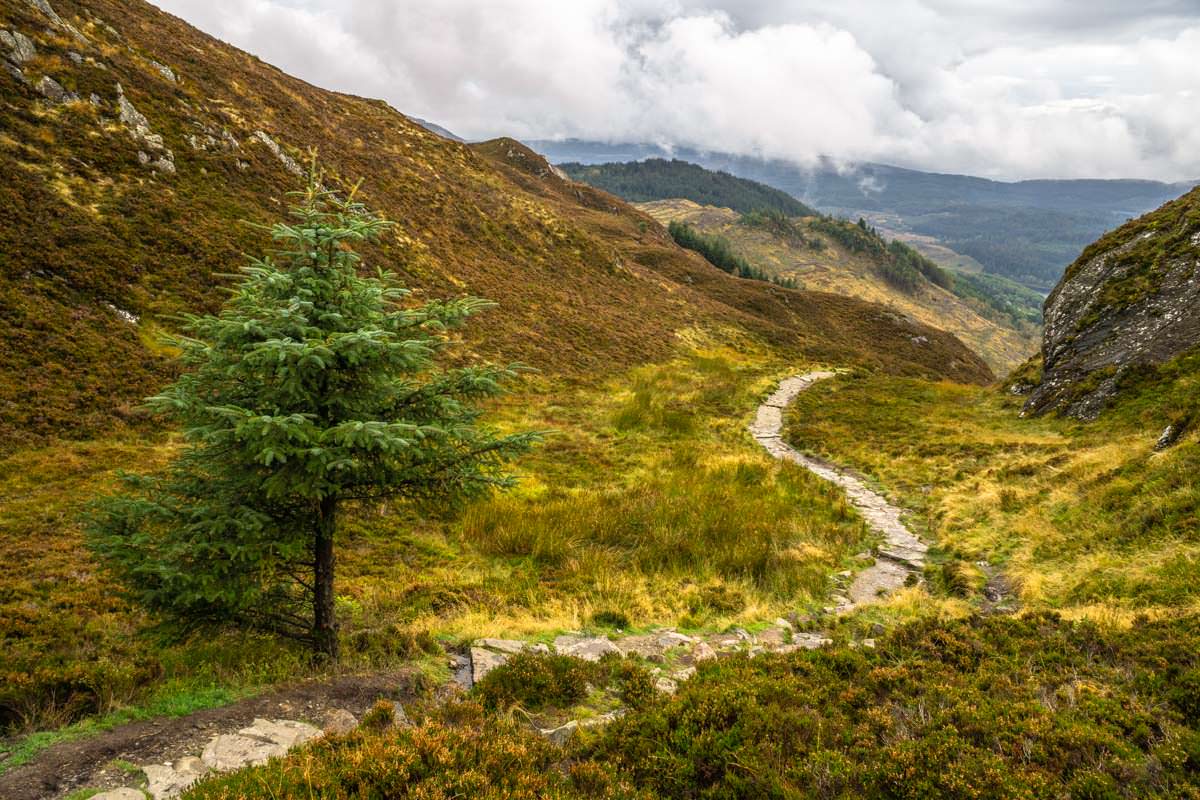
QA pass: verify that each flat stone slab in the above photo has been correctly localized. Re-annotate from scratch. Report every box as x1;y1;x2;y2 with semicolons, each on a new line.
554;635;620;661
142;757;208;800
200;733;285;771
91;790;147;800
239;718;322;749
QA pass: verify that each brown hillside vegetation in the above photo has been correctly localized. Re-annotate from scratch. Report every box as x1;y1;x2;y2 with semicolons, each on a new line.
638;198;1038;374
0;0;989;451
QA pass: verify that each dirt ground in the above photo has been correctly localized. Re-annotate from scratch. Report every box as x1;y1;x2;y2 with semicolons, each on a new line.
0;670;428;800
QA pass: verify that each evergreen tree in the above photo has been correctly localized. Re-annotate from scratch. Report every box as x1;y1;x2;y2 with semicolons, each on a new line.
87;170;538;659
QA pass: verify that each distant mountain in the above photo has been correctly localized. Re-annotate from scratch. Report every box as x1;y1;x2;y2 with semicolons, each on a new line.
559;159;815;217
533;140;1196;291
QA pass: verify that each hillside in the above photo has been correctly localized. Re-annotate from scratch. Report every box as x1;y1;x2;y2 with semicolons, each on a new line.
0;0;990;452
639;199;1039;374
535;140;1195;291
1023;185;1200;418
0;0;1002;780
559;158;815;217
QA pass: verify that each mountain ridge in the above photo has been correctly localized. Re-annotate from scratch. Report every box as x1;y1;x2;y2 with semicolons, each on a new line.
533;140;1196;290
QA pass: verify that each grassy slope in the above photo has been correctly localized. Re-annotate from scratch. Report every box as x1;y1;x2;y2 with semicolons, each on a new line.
0;0;994;769
784;354;1200;623
0;0;991;452
639;199;1039;374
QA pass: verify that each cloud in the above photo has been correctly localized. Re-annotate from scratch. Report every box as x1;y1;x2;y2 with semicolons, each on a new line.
151;0;1200;180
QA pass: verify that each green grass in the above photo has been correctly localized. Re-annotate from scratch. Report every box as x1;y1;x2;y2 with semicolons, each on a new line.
1;682;245;775
1;338;871;749
783;355;1200;621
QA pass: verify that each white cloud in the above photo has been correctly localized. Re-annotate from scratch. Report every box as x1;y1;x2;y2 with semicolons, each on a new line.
151;0;1200;180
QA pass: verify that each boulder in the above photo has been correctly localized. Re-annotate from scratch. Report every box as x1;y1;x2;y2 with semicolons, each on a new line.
90;790;146;800
238;718;322;749
1;29;36;63
322;708;358;735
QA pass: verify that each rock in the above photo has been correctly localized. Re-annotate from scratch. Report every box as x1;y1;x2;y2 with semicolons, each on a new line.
116;86;150;130
1154;421;1188;451
90;790;146;800
553;635;619;661
200;733;285;771
1;29;37;63
239;717;323;749
773;617;793;630
539;712;622;746
26;0;64;25
36;75;77;103
251;130;303;176
542;719;578;746
470;646;509;684
1024;191;1200;420
474;637;528;654
149;59;176;82
786;633;833;650
142;757;208;800
322;708;358;735
690;641;717;662
671;665;696;681
67;50;82;64
654;676;678;694
755;626;789;647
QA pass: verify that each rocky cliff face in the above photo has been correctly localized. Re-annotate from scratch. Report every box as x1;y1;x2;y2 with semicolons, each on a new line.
1023;187;1200;419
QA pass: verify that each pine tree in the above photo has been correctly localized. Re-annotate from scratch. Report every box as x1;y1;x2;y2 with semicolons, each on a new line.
87;169;538;659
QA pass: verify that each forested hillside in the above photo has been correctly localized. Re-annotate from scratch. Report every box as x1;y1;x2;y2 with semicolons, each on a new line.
560;158;815;216
541;142;1194;291
640;200;1040;373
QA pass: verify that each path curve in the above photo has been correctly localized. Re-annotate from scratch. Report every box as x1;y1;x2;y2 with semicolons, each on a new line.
749;371;927;611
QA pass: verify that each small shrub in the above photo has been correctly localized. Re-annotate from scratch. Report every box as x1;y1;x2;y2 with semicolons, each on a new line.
360;699;396;731
473;653;596;712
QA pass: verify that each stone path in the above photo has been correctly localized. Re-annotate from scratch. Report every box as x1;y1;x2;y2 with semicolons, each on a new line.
87;716;337;799
71;370;926;797
465;369;924;721
749;370;927;611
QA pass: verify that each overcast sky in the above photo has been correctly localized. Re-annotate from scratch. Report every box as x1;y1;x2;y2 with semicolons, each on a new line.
154;0;1200;181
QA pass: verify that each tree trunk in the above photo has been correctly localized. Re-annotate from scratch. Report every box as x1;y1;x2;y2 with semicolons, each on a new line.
312;495;340;661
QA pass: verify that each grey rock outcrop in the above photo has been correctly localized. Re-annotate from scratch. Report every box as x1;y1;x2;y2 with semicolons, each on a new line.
1;29;36;64
1024;187;1200;419
116;83;175;173
36;75;78;104
251;130;303;176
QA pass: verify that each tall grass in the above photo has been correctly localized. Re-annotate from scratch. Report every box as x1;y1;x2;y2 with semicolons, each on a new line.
784;360;1200;619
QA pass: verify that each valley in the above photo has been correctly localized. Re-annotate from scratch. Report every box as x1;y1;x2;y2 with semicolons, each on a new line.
2;0;1200;798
